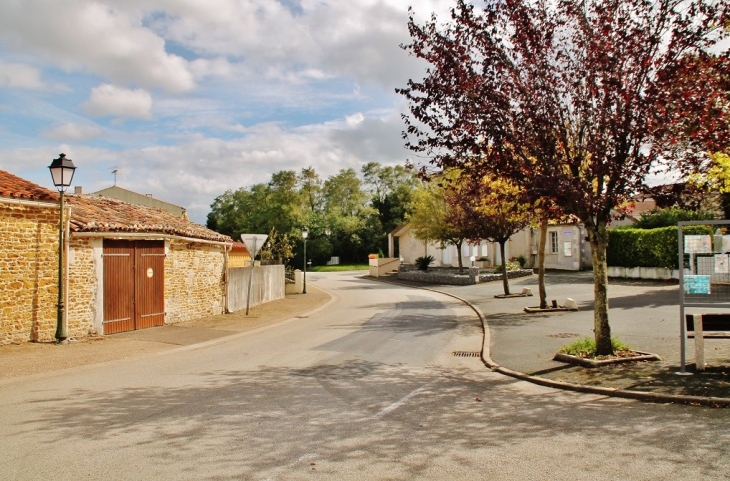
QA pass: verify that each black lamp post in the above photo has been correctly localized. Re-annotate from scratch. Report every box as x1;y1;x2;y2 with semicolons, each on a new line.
302;227;308;294
48;153;76;344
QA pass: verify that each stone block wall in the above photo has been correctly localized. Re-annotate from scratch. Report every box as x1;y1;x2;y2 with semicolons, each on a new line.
0;202;59;344
397;266;534;285
165;241;226;323
67;237;99;337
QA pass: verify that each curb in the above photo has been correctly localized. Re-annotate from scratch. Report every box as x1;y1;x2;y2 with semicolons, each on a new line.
368;275;730;408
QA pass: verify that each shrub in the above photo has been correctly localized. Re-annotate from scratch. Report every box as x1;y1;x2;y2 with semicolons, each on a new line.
415;255;435;271
607;225;714;268
633;207;715;229
559;337;632;358
494;260;521;273
511;255;527;268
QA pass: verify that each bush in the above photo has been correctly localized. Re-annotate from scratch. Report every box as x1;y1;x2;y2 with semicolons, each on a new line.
607;225;714;269
510;255;527;268
494;260;521;273
415;255;435;271
632;208;715;229
559;337;632;358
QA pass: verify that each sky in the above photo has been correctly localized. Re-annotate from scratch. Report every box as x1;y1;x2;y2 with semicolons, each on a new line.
0;0;452;224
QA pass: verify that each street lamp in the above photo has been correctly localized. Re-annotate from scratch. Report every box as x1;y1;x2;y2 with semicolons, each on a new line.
48;153;76;344
470;255;476;267
302;227;308;294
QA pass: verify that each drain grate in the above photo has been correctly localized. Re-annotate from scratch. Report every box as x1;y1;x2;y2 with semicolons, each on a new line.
453;351;481;358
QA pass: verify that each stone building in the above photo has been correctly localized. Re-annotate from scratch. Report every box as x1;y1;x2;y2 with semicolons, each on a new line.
0;169;232;345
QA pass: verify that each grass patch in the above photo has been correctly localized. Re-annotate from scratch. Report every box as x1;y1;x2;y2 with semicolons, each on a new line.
309;264;369;272
558;337;632;358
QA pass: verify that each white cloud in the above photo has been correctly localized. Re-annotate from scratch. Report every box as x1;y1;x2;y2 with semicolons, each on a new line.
83;84;153;119
0;1;196;92
42;123;105;141
0;61;45;89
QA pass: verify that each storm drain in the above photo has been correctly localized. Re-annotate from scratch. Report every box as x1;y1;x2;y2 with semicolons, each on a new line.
452;351;481;358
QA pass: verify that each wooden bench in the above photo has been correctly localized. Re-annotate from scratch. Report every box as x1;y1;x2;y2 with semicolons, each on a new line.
685;314;730;370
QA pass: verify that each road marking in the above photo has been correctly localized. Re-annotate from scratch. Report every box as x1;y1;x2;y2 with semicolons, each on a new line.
371;384;431;419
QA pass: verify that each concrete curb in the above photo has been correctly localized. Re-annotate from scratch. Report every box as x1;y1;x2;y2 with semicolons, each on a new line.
368;276;730;408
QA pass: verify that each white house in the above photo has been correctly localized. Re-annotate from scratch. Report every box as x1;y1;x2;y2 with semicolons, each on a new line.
389;222;592;271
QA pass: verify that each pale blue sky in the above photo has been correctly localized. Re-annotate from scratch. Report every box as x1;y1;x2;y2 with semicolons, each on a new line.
0;0;449;223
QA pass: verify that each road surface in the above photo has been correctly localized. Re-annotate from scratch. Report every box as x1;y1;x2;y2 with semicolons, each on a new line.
0;272;728;480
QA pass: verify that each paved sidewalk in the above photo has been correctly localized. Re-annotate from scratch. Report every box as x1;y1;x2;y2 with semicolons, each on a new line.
0;286;331;382
406;271;730;406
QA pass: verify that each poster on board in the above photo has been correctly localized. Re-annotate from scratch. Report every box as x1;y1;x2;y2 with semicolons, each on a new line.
684;235;712;254
715;254;729;274
684;275;711;295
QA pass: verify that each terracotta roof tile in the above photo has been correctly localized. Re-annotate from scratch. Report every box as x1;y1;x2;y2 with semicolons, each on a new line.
1;169;229;242
231;241;251;255
0;170;58;202
66;194;232;243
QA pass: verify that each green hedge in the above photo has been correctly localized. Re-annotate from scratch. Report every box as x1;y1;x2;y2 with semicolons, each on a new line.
607;225;714;269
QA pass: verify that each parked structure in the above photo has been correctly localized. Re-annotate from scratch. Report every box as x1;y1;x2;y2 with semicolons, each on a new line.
1;169;234;345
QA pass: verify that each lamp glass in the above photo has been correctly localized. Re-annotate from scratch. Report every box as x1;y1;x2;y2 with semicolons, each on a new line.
302;228;308;239
48;153;76;191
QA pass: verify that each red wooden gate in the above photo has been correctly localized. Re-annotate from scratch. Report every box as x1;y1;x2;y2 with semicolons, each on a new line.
103;240;165;334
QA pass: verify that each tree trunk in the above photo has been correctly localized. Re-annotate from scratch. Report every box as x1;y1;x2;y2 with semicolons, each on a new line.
587;219;612;356
538;218;548;309
456;239;464;273
499;239;510;296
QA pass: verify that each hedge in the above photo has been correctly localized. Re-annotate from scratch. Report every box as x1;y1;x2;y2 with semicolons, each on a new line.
607;225;714;269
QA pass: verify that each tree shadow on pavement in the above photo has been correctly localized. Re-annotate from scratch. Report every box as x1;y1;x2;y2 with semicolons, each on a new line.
19;359;730;480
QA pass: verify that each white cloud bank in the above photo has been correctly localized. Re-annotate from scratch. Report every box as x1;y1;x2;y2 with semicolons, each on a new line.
0;61;46;89
41;123;105;141
83;84;153;119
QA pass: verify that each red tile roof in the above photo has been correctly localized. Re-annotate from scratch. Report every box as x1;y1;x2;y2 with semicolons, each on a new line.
0;169;230;243
66;194;232;243
0;169;58;202
230;241;251;256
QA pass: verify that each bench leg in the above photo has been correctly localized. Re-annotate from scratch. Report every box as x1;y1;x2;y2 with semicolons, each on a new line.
694;314;705;371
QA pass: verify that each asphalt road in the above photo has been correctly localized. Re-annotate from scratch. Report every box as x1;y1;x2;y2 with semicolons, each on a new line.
0;272;729;480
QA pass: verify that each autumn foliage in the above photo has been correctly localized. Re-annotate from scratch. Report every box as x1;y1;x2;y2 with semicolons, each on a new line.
399;0;729;354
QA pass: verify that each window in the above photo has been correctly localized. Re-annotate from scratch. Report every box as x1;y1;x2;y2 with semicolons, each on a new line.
550;231;559;254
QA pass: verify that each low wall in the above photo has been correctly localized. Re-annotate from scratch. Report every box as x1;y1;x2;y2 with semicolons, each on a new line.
398;267;533;285
607;266;679;280
369;257;401;277
228;265;285;312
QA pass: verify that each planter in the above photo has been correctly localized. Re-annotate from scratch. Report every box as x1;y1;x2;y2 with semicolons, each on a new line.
553;351;661;368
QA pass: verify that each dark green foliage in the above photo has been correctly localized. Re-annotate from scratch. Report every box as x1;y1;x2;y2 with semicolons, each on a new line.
207;163;418;268
607;225;714;268
632;208;715;229
415;255;435;271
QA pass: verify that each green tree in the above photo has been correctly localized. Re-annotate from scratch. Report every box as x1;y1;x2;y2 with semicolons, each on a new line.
455;176;533;295
258;227;296;265
323;168;374;262
407;174;469;272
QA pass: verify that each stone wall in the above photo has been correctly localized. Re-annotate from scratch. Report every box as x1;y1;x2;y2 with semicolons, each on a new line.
67;237;99;337
398;266;534;285
165;240;227;323
0;202;59;344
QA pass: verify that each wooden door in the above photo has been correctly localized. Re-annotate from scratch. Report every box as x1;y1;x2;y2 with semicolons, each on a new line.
103;240;164;334
135;241;165;329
